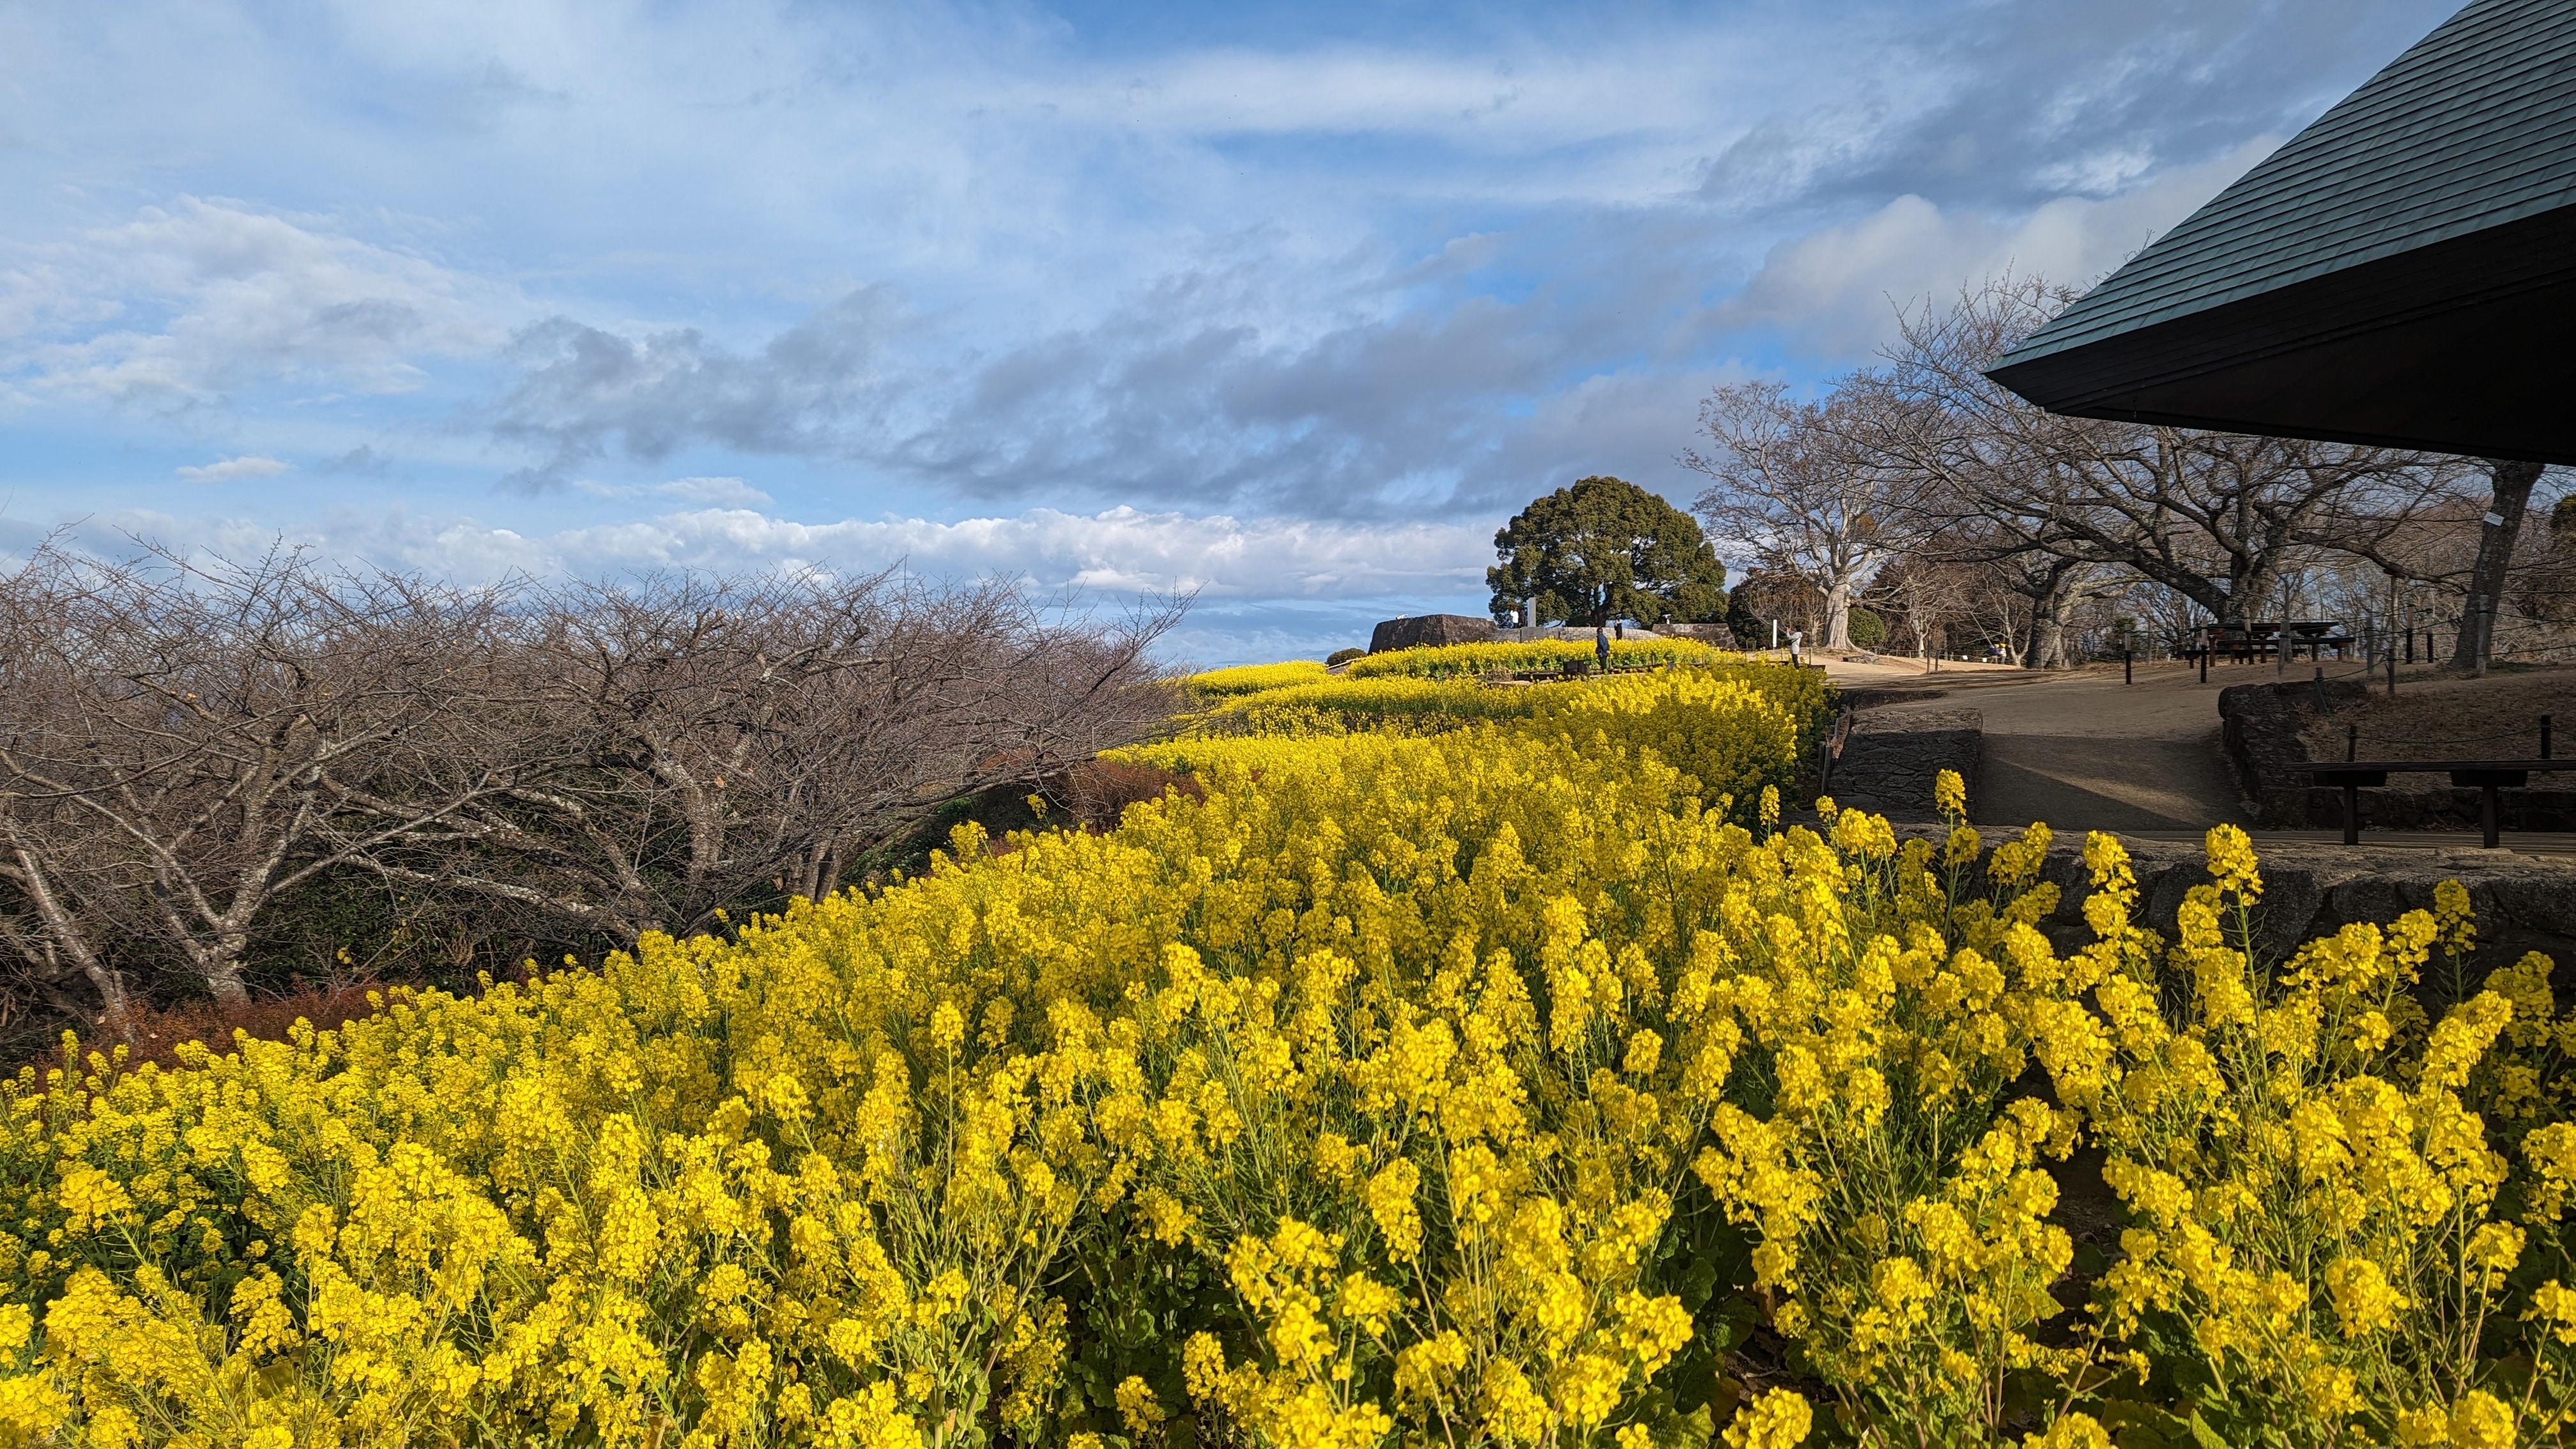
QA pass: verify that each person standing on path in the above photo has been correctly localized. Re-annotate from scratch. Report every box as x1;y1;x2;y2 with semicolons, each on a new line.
1595;624;1611;671
1788;628;1803;666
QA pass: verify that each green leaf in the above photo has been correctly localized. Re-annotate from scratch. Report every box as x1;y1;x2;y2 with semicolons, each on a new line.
2094;1399;2190;1449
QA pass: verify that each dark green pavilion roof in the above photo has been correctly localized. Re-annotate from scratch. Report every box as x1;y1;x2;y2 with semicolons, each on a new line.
1988;0;2576;463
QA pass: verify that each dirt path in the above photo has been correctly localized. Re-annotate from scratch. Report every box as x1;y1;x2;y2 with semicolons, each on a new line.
1830;658;2276;831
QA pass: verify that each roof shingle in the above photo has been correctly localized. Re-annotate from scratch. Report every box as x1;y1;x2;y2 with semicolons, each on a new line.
1998;0;2576;368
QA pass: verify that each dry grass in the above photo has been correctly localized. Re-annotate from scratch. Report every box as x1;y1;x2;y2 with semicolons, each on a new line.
1054;758;1204;831
33;980;401;1074
2299;664;2576;763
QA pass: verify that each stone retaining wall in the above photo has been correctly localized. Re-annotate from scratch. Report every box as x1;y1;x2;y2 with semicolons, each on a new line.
1827;707;1982;822
1928;827;2576;990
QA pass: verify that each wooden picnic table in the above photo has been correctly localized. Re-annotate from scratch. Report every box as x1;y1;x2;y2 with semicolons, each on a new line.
2194;621;2354;663
2289;758;2574;847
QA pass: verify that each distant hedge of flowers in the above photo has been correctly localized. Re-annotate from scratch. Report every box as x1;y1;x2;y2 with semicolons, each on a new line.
1342;638;1722;680
1194;658;1833;797
0;659;2572;1448
1186;661;1331;697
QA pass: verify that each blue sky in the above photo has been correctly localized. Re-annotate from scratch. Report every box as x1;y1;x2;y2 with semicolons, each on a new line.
1;0;2462;664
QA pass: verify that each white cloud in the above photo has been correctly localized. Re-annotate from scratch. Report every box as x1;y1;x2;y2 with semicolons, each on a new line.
5;197;518;404
654;476;771;507
174;454;291;482
56;502;1492;604
572;475;776;507
1027;40;1788;159
1716;139;2279;356
24;502;1496;664
531;505;1491;601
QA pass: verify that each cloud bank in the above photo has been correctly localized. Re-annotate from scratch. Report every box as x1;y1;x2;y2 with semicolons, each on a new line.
0;0;2465;657
24;500;1492;665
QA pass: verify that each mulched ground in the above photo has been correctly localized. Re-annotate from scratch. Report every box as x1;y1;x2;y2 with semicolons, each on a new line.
2299;664;2576;764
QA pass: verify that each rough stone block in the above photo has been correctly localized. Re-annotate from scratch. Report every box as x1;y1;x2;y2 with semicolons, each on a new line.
1368;614;1499;653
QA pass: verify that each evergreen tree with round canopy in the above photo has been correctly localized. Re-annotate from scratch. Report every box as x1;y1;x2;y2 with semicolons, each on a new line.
1487;475;1727;627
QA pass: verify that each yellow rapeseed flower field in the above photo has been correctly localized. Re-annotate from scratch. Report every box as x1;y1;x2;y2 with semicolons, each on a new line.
1342;638;1719;680
1188;662;1331;698
0;651;2570;1447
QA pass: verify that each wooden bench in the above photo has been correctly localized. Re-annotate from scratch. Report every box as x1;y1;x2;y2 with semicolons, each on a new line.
2290;758;2576;847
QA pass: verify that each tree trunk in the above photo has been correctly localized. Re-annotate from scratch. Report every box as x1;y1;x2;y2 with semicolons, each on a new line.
1823;578;1855;650
2451;459;2544;671
3;836;129;1029
2030;572;2081;670
2218;563;2271;632
200;937;252;1008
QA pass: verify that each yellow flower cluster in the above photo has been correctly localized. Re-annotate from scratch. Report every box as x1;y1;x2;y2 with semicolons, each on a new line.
1342;638;1720;680
1203;675;1549;734
1190;658;1834;825
2058;827;2576;1447
1188;660;1330;696
3;654;2573;1449
1523;670;1801;821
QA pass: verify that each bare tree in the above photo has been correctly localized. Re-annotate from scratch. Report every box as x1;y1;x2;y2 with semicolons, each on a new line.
1945;562;2032;665
0;546;1184;1029
1686;385;1921;650
1861;277;2481;630
2516;494;2576;624
365;572;1182;946
1867;556;1974;671
1917;518;2096;668
0;544;522;1016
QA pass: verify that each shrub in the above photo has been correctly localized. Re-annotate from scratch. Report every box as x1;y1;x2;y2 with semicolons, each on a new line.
1847;606;1886;648
1187;659;1330;697
1326;647;1366;668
